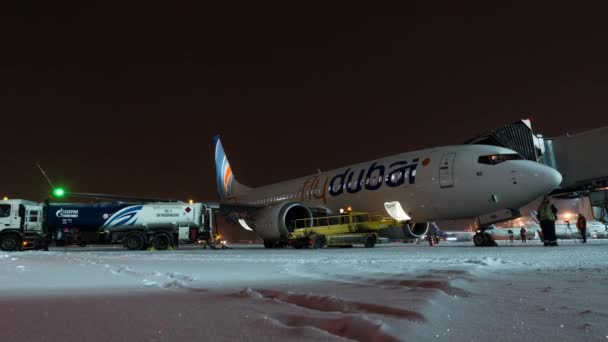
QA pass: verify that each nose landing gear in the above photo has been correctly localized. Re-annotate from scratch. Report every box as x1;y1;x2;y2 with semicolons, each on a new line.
473;226;497;247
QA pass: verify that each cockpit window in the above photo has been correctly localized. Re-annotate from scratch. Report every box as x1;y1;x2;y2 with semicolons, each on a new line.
0;204;11;218
478;153;523;165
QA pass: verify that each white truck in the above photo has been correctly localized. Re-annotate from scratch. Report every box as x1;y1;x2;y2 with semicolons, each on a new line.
0;199;217;251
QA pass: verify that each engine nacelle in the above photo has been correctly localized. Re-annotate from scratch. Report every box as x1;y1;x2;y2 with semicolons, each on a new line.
407;222;430;238
378;221;430;240
243;202;313;240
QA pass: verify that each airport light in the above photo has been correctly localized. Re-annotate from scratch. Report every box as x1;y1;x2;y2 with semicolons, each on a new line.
53;188;66;198
562;212;573;220
188;199;194;205
2;196;7;200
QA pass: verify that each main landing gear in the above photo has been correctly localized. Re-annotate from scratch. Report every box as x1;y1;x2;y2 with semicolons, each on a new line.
473;226;497;247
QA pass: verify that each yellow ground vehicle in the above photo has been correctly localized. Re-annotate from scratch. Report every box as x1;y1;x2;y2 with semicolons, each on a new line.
289;212;401;249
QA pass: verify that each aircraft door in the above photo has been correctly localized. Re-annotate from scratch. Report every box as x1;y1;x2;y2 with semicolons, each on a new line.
439;153;456;188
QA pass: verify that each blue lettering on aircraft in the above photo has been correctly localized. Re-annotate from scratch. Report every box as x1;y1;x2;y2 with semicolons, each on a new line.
328;159;419;197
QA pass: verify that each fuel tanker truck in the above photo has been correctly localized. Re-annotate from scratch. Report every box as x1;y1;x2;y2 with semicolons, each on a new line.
0;198;216;251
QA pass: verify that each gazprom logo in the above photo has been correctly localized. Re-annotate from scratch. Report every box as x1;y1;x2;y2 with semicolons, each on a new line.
328;159;419;197
56;208;79;218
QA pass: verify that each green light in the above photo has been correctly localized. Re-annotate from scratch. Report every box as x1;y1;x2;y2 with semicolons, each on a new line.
53;188;66;197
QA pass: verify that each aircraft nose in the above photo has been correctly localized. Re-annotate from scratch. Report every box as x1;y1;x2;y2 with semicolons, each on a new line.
526;162;562;194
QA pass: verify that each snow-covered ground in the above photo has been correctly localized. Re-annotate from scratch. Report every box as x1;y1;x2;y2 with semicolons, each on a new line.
1;240;607;341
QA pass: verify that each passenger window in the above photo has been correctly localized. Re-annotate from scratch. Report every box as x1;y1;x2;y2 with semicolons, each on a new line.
0;204;10;218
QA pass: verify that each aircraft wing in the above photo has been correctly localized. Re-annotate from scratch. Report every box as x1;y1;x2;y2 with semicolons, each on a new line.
217;201;265;214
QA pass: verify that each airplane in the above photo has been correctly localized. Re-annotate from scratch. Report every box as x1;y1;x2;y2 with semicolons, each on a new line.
214;136;562;248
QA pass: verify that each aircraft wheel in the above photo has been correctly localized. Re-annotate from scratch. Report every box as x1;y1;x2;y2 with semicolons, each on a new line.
0;234;20;251
483;233;495;246
312;235;326;249
473;233;484;246
124;233;145;251
152;234;171;251
364;235;376;248
263;240;275;248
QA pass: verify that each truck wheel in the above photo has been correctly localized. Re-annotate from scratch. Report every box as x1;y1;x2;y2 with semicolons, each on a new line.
364;235;376;248
312;235;326;249
0;235;21;252
152;234;171;251
124;233;145;251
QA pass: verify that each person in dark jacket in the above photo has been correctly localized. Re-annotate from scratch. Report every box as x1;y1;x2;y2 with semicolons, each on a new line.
520;227;527;243
576;213;587;243
538;196;558;246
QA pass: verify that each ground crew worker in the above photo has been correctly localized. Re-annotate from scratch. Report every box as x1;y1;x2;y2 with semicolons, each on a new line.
538;196;558;246
520;227;527;243
576;213;587;243
508;229;514;244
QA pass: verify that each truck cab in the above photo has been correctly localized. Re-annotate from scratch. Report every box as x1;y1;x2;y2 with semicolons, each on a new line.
0;199;48;251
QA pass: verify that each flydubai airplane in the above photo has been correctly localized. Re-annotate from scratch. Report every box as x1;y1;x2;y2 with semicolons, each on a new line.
214;136;562;248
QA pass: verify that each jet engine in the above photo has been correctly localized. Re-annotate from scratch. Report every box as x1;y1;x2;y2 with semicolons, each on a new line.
241;202;313;246
379;221;429;240
407;222;430;238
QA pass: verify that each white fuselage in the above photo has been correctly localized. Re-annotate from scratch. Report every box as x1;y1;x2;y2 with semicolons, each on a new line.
229;144;562;223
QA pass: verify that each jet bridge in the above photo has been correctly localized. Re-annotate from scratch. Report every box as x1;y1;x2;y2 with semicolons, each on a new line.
467;119;608;224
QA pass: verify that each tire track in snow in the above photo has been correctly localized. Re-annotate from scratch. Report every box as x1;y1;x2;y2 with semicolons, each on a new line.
282;260;471;298
58;253;200;290
233;288;408;341
277;314;401;342
255;289;426;321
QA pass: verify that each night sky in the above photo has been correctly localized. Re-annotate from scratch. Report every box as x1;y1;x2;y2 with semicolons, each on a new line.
3;2;608;207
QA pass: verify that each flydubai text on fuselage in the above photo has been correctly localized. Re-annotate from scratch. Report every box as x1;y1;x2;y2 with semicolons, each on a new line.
214;136;562;240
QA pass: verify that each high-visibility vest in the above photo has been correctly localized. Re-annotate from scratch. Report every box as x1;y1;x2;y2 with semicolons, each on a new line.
538;203;556;221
